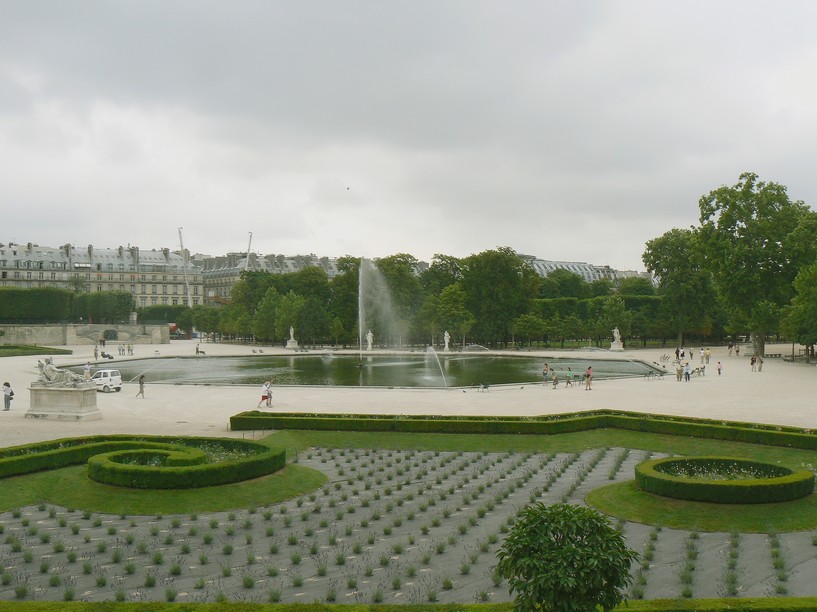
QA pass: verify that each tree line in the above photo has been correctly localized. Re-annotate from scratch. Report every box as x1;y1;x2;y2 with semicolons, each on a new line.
167;248;669;349
3;173;815;355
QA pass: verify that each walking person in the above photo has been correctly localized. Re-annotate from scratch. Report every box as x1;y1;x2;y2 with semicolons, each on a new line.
584;366;592;390
700;348;705;364
750;356;756;372
83;362;92;379
683;362;692;382
717;361;723;376
2;382;13;411
542;363;550;387
135;375;145;398
257;381;271;408
565;367;573;387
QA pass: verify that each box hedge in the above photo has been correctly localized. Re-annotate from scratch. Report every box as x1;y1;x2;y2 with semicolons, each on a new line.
229;409;817;452
0;435;286;489
635;456;816;504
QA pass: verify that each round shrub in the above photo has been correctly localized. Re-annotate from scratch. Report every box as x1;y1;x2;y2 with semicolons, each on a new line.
635;456;815;504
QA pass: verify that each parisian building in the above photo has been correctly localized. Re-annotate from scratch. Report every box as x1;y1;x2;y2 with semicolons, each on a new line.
0;242;202;307
195;252;342;305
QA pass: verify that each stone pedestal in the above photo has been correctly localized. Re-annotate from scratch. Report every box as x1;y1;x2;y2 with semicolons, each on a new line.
286;339;299;350
26;385;102;421
610;341;624;352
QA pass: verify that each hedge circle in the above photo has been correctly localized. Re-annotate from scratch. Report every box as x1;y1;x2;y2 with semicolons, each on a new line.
635;456;815;504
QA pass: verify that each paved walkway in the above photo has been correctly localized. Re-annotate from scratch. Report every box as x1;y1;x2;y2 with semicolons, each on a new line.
0;340;812;448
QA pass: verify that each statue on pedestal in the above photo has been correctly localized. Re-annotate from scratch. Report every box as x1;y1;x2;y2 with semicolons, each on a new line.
610;326;624;352
444;330;451;352
286;326;299;350
33;358;90;388
366;330;374;351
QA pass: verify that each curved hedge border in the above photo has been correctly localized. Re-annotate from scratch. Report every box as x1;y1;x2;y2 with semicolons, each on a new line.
229;409;817;452
0;435;286;489
635;456;815;504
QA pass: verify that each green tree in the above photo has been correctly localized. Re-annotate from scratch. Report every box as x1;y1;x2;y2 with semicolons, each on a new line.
420;254;462;294
329;256;361;345
616;276;655;296
274;291;306;341
497;503;637;612
436;284;475;349
191;305;221;337
589;278;613;297
67;275;86;293
282;266;331;304
297;296;330;346
643;228;714;346
459;247;539;346
252;287;280;341
513;313;546;348
781;263;817;358
698;172;817;355
545;269;588;299
375;253;424;323
598;295;632;343
414;295;441;345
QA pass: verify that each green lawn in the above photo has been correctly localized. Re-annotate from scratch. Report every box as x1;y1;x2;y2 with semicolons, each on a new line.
0;344;72;357
0;464;326;515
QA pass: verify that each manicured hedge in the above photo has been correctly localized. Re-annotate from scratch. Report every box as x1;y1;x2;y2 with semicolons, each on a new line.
635;456;816;504
5;596;817;610
0;435;286;489
229;409;817;452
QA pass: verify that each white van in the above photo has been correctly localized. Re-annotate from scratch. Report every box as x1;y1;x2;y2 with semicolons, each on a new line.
91;369;122;393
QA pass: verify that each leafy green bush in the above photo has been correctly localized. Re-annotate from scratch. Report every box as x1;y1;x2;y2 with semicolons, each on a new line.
497;503;637;612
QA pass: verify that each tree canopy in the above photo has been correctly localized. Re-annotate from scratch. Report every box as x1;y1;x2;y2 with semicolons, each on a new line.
697;172;817;353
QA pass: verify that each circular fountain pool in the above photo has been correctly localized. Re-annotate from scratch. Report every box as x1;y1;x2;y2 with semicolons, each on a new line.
97;353;660;388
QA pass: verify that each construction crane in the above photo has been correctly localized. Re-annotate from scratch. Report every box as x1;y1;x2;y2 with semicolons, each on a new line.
246;231;254;271
177;227;192;306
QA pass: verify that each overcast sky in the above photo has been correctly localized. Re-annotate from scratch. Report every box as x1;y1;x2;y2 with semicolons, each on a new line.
2;2;816;272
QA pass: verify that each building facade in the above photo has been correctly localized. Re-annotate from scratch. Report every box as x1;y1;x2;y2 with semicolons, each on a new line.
196;252;341;305
0;242;203;307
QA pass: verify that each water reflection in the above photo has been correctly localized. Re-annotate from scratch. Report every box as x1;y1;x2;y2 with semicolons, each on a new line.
97;354;658;388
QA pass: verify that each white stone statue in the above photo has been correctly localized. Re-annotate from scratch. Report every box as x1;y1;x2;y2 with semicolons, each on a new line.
444;330;451;352
610;326;624;351
286;325;299;350
34;357;88;388
366;330;374;351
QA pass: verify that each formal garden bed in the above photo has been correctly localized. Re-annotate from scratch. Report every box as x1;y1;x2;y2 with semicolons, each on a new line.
0;416;817;609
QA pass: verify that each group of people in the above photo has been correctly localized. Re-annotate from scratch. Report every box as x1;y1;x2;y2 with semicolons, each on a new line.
674;346;712;364
542;363;593;390
93;343;133;360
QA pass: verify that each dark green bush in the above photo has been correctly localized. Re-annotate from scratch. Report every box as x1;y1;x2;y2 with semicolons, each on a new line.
0;435;285;490
635;456;815;504
229;409;817;452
